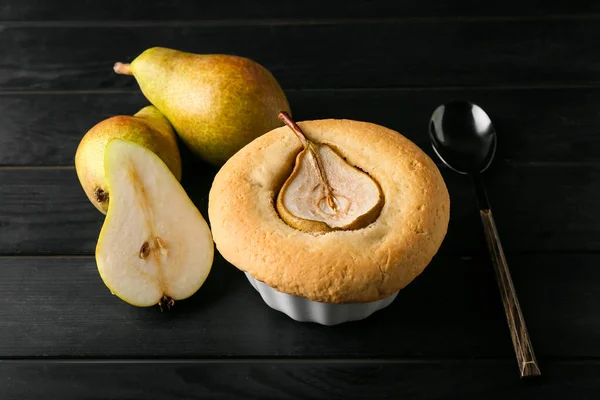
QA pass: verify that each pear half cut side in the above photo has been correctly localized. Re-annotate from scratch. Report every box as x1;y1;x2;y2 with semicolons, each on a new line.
276;112;384;234
96;139;214;307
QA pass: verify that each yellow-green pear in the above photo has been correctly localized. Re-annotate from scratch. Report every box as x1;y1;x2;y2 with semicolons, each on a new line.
75;106;181;214
114;47;291;166
96;139;213;308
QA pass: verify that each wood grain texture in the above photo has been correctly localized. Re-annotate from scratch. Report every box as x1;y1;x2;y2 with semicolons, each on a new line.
0;92;142;166
0;254;503;358
487;163;600;252
3;87;600;165
0;168;102;255
1;19;599;90
1;253;599;358
2;360;600;400
1;163;599;255
3;0;599;21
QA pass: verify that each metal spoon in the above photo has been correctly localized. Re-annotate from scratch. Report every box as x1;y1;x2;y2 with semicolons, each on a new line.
429;101;541;378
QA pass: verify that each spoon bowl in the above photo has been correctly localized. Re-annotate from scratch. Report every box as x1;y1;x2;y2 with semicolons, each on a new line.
429;101;497;174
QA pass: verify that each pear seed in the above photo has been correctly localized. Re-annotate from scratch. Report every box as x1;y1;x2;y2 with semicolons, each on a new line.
155;237;168;255
139;241;151;259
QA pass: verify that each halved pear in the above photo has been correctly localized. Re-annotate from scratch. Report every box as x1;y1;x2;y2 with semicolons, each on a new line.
96;139;213;308
276;112;384;233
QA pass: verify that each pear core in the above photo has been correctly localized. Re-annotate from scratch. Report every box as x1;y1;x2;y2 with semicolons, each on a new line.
276;112;384;233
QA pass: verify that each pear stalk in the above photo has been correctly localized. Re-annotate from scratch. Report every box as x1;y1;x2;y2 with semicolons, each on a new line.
278;112;308;148
113;62;132;75
278;112;338;212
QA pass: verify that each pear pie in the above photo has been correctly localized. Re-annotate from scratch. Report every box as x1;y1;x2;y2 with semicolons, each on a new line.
208;118;450;304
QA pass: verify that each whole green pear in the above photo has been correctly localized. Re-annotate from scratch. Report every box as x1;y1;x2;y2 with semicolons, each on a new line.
75;105;181;214
114;47;291;166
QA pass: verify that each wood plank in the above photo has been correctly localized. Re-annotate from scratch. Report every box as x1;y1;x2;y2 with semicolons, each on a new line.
1;19;599;90
2;360;600;400
3;87;600;166
0;92;147;166
0;254;505;358
0;253;598;358
488;163;600;252
1;163;598;255
0;168;102;255
3;0;599;21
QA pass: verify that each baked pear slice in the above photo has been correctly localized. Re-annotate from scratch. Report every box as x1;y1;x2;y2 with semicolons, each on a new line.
276;112;384;233
96;139;214;308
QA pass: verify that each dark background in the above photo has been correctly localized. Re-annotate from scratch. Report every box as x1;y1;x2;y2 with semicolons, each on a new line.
1;1;600;399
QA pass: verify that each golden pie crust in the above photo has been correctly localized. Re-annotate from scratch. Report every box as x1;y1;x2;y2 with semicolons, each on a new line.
208;119;450;303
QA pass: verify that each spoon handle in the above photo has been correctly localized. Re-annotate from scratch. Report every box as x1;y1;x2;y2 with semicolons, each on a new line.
479;208;541;378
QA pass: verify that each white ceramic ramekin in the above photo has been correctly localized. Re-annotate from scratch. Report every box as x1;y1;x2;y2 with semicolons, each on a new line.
245;272;398;325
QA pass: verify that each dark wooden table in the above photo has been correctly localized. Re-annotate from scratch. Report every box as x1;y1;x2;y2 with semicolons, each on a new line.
2;1;600;398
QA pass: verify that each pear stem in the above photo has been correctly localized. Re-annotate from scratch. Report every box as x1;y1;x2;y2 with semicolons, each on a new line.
278;112;308;148
278;111;338;212
113;62;132;75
